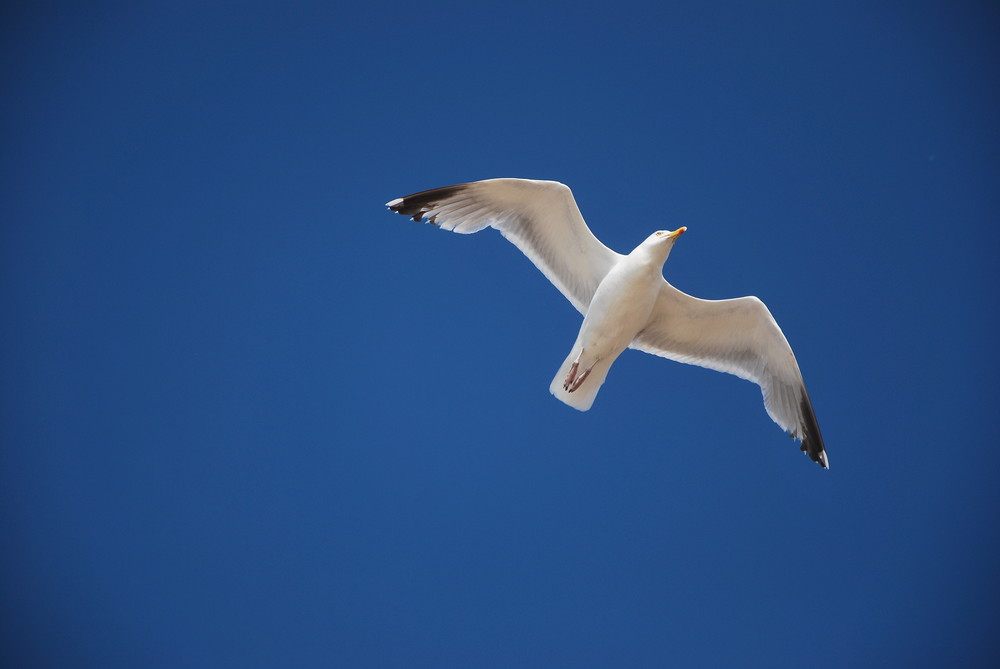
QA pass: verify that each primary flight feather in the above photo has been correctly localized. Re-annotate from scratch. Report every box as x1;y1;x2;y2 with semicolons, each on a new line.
385;178;828;468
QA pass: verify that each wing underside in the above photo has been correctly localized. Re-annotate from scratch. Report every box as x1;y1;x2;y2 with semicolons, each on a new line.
387;178;624;313
631;282;828;467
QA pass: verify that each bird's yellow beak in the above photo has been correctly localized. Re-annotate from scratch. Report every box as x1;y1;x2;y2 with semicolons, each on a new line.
667;226;687;239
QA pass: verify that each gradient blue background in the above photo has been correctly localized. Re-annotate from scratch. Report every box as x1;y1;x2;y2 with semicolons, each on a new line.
3;2;998;667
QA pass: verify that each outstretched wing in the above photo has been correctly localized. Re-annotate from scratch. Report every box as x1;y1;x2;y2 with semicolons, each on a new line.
630;282;828;468
386;178;624;314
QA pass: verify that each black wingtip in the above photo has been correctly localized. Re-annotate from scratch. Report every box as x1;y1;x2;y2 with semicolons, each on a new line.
798;394;828;469
385;183;471;222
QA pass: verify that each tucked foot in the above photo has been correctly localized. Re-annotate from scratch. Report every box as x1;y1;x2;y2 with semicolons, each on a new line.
563;353;582;391
567;366;592;393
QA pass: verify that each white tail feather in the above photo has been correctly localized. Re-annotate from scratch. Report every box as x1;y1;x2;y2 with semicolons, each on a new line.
549;351;616;411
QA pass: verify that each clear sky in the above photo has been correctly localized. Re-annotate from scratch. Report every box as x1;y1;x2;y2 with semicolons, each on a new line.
2;2;998;667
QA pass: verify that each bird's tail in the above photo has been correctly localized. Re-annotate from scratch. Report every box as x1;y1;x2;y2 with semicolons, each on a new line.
549;348;615;412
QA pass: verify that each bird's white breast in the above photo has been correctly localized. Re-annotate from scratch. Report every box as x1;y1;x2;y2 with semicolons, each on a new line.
577;254;662;356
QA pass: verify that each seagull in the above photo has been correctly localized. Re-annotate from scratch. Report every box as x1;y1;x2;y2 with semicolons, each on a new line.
385;178;828;468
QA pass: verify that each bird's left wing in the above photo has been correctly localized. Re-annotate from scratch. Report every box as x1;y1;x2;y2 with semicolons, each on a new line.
630;282;828;468
386;179;624;314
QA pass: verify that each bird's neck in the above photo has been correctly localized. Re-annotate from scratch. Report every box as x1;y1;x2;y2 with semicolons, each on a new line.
630;244;670;273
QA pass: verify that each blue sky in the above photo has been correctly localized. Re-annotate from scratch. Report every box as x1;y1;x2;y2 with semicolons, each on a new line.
2;2;998;667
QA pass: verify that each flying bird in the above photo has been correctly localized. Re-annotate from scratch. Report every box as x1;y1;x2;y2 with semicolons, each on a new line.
385;178;828;468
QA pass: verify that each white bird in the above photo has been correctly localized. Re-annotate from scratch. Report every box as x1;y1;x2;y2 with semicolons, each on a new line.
386;178;828;468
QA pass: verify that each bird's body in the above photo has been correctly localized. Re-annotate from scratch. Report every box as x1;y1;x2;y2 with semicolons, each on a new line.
386;178;828;468
551;231;678;411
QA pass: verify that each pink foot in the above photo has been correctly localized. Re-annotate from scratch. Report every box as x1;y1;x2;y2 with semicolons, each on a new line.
563;359;580;391
568;367;592;393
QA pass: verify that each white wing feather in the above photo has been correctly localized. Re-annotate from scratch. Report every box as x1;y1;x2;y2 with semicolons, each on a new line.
386;179;623;313
630;282;828;467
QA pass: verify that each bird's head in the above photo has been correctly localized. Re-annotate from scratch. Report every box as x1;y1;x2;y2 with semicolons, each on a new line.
653;227;686;243
640;227;686;262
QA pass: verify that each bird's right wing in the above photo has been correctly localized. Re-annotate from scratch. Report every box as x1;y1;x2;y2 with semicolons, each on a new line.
386;178;624;314
630;281;828;468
